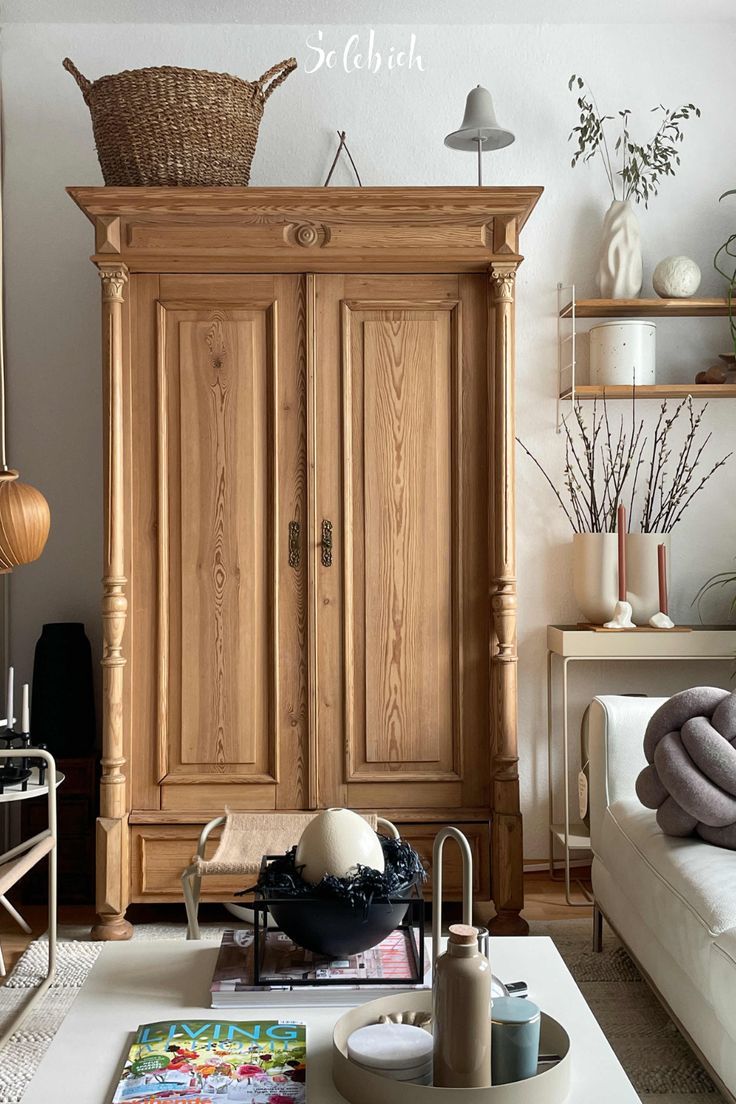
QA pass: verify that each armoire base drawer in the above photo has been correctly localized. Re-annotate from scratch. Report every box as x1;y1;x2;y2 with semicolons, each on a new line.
396;822;490;899
130;827;248;902
130;820;490;904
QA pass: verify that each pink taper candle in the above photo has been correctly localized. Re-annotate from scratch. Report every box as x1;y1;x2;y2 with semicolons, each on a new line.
617;505;627;602
658;543;668;616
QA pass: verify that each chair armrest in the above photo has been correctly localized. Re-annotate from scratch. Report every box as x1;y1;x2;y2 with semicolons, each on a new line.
588;695;665;853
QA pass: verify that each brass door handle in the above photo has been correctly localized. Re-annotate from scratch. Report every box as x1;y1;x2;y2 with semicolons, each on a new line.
288;520;300;568
321;519;333;567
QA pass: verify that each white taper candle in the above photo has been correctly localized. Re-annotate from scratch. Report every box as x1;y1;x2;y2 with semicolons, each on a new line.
6;665;13;727
21;682;29;734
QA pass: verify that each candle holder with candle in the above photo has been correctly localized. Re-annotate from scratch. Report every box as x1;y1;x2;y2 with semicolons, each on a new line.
603;505;635;628
0;667;48;792
649;541;675;628
626;533;672;623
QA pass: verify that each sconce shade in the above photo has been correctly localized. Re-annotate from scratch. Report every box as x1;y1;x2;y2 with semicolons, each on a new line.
444;85;515;151
0;471;50;572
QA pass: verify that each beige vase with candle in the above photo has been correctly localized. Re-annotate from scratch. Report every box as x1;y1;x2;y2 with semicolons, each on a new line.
573;532;671;625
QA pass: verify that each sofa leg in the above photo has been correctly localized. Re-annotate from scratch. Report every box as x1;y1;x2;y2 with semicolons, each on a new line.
592;904;604;952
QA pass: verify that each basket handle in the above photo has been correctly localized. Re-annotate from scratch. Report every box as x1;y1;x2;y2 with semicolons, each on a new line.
63;58;92;98
257;57;297;101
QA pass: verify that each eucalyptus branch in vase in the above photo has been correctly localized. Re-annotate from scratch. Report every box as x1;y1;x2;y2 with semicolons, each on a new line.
568;75;701;206
567;75;700;298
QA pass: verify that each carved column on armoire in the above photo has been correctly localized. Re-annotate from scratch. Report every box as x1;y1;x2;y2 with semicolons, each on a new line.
91;262;132;941
488;259;527;936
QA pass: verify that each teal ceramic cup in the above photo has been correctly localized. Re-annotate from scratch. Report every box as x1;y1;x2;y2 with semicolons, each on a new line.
491;997;541;1085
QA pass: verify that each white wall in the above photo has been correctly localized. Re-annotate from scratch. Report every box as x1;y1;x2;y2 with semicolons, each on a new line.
2;18;735;862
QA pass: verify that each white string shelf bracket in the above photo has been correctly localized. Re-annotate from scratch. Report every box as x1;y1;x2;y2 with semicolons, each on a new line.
557;281;576;431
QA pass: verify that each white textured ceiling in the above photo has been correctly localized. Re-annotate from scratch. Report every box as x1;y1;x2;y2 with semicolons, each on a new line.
2;0;736;22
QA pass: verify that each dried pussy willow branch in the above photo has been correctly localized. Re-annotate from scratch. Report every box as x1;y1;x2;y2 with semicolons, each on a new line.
518;393;730;534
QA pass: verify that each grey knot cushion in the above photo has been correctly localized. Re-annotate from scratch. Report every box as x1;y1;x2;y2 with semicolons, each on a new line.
636;687;736;848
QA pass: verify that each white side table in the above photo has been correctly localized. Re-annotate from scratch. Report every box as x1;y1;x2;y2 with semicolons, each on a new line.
546;624;736;905
0;748;62;1049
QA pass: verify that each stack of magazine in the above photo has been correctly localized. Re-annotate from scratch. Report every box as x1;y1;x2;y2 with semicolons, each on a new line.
210;928;431;1007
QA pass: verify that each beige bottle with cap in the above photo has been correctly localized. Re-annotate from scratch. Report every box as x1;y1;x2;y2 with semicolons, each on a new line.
433;923;491;1087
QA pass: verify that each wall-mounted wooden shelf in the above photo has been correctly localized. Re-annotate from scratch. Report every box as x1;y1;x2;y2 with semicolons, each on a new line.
556;285;736;427
560;383;736;400
560;297;731;318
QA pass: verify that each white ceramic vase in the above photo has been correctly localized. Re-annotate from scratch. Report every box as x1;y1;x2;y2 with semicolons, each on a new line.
295;807;385;885
572;532;672;625
573;533;618;625
597;199;643;299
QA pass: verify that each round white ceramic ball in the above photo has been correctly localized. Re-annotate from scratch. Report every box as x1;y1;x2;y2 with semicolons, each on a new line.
295;807;386;884
652;256;701;298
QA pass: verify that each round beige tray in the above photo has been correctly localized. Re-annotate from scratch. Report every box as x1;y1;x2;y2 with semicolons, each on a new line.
333;991;571;1104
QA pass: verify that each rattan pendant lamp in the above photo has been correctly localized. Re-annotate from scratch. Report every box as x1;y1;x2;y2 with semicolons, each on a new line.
0;111;50;571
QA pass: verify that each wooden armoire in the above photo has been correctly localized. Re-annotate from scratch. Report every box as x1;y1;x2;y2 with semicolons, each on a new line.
69;186;541;939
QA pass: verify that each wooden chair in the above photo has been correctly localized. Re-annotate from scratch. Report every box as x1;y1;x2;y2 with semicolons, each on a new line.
181;810;399;939
0;748;58;1050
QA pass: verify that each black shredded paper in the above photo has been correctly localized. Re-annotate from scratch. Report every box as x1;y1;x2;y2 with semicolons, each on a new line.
239;835;426;913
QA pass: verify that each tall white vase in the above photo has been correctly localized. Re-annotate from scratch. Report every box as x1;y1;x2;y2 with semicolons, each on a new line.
573;533;618;625
597;199;643;299
572;531;672;625
627;533;671;623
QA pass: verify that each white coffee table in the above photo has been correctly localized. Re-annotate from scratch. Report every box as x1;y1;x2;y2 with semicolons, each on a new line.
22;936;639;1103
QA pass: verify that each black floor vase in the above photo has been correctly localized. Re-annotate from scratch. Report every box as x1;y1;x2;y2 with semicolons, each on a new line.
31;622;96;756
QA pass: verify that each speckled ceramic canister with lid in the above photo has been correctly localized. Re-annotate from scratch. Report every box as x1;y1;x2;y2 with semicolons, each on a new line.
589;319;656;386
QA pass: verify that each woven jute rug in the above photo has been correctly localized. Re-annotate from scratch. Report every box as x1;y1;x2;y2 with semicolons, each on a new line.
0;918;726;1104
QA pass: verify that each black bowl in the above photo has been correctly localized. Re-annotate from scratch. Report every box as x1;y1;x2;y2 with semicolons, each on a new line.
265;888;411;957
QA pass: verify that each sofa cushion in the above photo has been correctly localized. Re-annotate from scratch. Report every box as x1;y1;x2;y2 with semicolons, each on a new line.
597;798;736;993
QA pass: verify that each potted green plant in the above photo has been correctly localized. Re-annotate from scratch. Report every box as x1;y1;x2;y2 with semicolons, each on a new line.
714;189;736;360
568;76;700;298
693;563;736;622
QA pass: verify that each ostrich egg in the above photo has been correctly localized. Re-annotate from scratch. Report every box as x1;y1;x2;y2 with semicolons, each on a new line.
295;807;385;884
652;255;701;298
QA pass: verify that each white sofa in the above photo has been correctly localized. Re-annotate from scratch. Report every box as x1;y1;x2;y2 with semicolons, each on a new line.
589;695;736;1101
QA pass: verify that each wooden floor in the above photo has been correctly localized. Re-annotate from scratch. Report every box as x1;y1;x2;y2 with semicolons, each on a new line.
0;870;593;981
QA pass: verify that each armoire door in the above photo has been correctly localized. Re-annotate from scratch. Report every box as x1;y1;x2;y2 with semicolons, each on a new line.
312;274;490;815
130;274;309;815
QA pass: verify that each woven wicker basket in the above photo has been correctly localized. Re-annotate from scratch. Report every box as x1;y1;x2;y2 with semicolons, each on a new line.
63;56;297;187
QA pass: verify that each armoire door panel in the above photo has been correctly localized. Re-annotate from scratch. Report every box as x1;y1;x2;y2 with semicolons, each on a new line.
180;317;272;768
346;308;457;779
315;274;489;809
141;275;308;807
363;320;451;765
162;306;275;781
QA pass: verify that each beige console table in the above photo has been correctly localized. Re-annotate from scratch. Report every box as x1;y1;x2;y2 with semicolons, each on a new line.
546;624;736;905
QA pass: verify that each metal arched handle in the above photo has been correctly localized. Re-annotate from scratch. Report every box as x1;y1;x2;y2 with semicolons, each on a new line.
432;826;473;968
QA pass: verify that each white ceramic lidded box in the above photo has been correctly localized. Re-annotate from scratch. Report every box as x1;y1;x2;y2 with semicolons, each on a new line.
589;320;656;386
